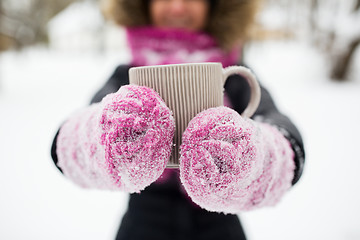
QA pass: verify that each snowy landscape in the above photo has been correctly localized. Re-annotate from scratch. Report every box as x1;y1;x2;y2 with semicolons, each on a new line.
1;0;360;239
1;38;359;240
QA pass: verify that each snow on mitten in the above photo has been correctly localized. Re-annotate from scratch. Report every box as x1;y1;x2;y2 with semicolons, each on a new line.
179;107;295;214
56;85;175;193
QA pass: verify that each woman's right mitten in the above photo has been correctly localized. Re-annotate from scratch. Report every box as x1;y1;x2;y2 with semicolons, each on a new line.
56;85;175;193
179;107;295;213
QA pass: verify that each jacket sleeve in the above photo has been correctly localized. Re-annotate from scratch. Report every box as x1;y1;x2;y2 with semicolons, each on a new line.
224;74;305;185
50;65;131;172
90;65;131;104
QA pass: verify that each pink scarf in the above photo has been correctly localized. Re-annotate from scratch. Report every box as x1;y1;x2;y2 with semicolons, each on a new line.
126;27;240;67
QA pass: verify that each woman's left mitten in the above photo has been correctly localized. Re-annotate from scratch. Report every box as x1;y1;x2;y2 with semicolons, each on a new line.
57;85;175;193
179;106;295;214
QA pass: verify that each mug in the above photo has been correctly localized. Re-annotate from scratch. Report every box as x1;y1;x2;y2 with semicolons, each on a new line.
129;62;261;168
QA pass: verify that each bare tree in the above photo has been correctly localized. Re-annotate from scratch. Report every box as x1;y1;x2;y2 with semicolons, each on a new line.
282;0;360;81
0;0;80;50
354;0;360;11
328;0;360;81
330;37;360;79
329;1;360;80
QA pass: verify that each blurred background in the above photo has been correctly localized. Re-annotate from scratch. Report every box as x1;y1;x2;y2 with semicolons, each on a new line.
0;0;359;239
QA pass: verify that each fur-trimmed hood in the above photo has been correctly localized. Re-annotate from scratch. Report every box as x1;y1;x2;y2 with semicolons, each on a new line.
102;0;260;50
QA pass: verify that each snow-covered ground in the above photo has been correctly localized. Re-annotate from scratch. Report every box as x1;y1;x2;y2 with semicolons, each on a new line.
0;40;359;239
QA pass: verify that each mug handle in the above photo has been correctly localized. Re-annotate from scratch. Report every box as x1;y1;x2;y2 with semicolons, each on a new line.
222;66;261;118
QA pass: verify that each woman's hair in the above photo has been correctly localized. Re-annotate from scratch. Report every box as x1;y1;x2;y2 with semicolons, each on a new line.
102;0;260;50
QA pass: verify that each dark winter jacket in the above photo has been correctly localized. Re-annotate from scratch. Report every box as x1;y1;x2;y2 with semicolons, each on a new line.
51;64;305;240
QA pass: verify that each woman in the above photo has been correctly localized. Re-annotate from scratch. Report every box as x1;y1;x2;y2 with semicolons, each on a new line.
51;0;305;239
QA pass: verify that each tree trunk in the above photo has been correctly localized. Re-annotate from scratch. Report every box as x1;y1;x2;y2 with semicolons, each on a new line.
330;37;360;81
309;0;318;33
354;0;360;12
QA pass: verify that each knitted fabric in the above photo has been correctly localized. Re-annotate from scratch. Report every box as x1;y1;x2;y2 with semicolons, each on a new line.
56;85;175;193
126;27;240;67
179;107;295;214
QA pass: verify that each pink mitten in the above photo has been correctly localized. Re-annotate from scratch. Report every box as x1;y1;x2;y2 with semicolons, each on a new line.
179;107;295;213
57;85;175;193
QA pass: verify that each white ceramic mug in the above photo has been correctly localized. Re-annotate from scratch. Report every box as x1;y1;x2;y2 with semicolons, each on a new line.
129;62;261;168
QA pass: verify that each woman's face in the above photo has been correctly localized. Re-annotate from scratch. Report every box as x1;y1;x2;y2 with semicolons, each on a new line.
150;0;210;32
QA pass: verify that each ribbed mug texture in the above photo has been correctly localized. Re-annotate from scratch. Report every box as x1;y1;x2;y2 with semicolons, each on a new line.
130;63;225;167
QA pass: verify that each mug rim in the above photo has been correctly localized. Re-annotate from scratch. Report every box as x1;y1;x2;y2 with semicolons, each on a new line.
129;62;222;71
